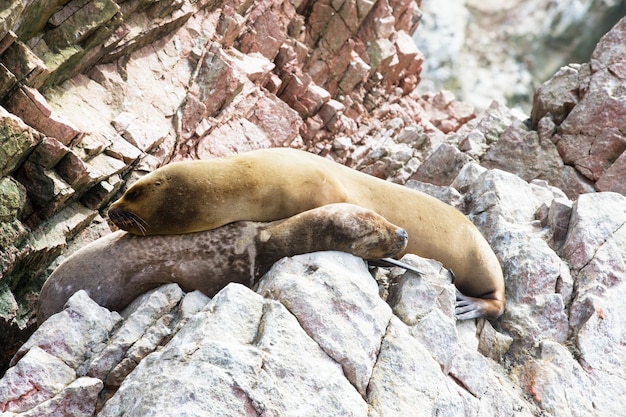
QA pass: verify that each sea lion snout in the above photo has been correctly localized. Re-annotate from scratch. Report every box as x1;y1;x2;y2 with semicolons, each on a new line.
108;206;130;228
397;228;408;243
108;206;148;235
390;227;409;256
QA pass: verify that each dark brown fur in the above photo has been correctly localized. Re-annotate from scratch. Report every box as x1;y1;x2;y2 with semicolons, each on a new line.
38;204;407;323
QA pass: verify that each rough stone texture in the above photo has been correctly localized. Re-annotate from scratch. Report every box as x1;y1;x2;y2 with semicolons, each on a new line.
481;118;594;199
529;17;626;196
100;280;368;417
257;252;393;397
3;169;626;415
410;142;472;186
414;0;625;112
1;1;626;416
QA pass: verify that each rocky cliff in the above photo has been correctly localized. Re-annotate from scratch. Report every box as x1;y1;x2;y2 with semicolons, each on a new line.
1;0;625;416
414;0;626;111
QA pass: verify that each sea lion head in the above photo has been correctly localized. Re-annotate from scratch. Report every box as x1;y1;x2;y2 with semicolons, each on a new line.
259;203;409;260
108;163;212;235
328;205;409;259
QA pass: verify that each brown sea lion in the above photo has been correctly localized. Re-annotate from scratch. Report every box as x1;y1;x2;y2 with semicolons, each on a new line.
38;203;408;323
108;147;505;320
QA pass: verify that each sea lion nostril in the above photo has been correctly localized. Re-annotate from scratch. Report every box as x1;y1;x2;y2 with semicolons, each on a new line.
108;207;124;224
397;228;408;242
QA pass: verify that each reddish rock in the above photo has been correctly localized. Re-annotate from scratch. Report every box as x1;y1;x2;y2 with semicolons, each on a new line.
111;110;167;154
541;17;626;195
589;17;626;67
595;151;626;194
299;83;331;118
337;52;371;95
279;72;313;116
301;115;325;144
248;93;303;146
390;0;422;33
28;137;70;168
80;175;123;210
555;69;626;157
368;38;397;73
110;112;137;134
216;11;246;47
237;2;287;60
391;30;420;72
196;119;274;159
317;99;345;128
264;72;283;94
556;123;626;182
55;152;103;193
188;44;247;121
307;41;353;95
195;89;302;159
15;161;74;208
235;52;275;83
418;91;476;133
105;135;142;165
530;64;584;127
308;2;341;46
4;86;80;145
482;120;595;199
87;152;129;178
121;117;167;154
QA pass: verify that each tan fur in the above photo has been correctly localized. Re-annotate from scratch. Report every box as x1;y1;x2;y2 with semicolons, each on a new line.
109;148;505;319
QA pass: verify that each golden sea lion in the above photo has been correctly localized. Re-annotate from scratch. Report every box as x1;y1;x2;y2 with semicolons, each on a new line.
108;148;505;320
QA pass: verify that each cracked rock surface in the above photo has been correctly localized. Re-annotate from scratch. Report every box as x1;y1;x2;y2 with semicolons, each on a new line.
3;174;626;416
1;1;626;415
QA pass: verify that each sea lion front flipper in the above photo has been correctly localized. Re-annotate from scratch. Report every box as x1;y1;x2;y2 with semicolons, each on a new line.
369;258;424;276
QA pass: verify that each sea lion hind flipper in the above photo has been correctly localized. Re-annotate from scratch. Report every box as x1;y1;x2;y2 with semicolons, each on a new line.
455;289;504;320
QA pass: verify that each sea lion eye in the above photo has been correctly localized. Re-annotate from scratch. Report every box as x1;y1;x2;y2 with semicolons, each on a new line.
154;180;162;186
125;188;141;201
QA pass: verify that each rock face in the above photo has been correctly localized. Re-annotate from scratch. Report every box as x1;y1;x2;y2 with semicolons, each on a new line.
1;0;626;415
3;174;626;415
481;17;626;198
414;0;626;111
0;0;427;369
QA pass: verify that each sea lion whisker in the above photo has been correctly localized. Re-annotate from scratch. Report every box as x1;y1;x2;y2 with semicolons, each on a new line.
126;212;148;236
134;220;146;236
111;209;149;236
